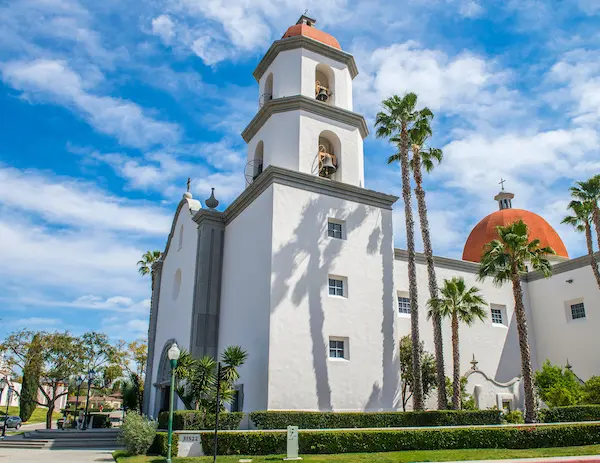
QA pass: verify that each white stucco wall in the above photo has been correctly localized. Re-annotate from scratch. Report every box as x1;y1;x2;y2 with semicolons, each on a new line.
268;183;398;411
393;257;530;409
528;264;600;380
258;48;353;111
465;370;522;411
219;186;274;413
149;199;199;413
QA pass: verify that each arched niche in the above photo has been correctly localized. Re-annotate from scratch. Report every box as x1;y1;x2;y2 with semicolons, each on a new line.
253;141;264;180
178;224;184;251
315;63;335;105
154;338;179;416
317;130;341;181
264;73;273;101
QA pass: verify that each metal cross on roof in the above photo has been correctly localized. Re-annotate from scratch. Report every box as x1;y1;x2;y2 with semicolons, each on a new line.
499;178;506;191
186;177;191;192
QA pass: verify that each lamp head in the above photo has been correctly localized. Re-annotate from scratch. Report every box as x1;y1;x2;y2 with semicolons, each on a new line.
167;342;181;361
0;377;6;390
88;369;96;381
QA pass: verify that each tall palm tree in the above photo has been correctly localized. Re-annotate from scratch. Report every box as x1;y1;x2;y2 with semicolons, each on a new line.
375;93;430;410
562;200;600;289
570;176;600;251
409;116;448;410
427;277;487;409
137;250;162;276
477;220;555;423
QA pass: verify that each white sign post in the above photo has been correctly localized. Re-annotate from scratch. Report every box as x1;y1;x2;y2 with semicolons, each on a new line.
283;425;302;461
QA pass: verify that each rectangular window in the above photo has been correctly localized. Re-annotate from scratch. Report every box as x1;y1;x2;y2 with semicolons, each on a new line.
571;302;586;320
491;308;503;324
398;297;411;314
328;278;344;296
327;221;343;239
329;340;345;358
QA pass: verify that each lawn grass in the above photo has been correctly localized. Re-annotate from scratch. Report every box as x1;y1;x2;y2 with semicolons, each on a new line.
113;445;600;463
0;406;62;424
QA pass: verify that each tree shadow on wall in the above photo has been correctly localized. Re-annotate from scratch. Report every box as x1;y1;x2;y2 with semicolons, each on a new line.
270;197;398;411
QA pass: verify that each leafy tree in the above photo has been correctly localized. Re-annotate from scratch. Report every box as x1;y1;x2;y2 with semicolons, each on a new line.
19;333;43;422
376;93;433;410
534;360;583;407
399;336;437;411
174;346;247;413
444;376;475;410
478;220;555;423
570;176;600;251
583;376;600;404
562;200;600;289
137;250;162;276
116;339;148;413
428;277;487;409
1;330;81;428
407;114;448;410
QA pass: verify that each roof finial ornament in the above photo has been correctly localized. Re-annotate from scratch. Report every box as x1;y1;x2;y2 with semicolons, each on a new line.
187;177;191;192
183;178;193;199
470;353;479;370
499;178;506;191
566;359;573;370
205;188;219;210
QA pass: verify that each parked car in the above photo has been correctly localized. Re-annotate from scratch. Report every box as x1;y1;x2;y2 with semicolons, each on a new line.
0;416;22;429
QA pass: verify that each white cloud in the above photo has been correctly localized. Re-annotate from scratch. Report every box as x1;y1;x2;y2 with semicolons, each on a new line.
0;166;172;234
151;15;175;43
1;59;180;149
7;317;61;328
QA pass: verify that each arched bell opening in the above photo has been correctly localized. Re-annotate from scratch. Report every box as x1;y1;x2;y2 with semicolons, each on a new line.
317;131;341;181
315;64;335;105
253;141;264;180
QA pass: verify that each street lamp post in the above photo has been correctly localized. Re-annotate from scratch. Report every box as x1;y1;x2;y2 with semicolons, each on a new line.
166;342;180;463
74;375;84;429
82;369;96;431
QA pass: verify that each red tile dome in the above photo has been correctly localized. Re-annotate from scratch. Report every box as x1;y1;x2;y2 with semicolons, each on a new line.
462;208;569;263
282;20;341;50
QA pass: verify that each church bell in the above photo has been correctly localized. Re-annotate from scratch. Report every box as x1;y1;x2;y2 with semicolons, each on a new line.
316;87;329;102
320;153;337;178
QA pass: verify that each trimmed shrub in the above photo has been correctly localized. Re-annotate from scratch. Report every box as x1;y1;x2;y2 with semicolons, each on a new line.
539;405;600;423
118;412;157;455
249;410;502;430
158;410;244;430
200;423;600;455
504;410;524;424
148;432;179;457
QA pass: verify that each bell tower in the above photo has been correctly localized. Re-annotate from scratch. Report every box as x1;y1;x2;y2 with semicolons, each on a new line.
241;16;368;188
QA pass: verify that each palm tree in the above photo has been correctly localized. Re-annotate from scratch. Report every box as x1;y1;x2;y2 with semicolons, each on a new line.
427;277;487;409
477;220;555;423
409;116;448;410
137;250;162;276
562;200;600;289
570;176;600;251
375;93;431;410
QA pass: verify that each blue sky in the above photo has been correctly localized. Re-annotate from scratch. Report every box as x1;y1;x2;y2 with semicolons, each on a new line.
1;0;600;341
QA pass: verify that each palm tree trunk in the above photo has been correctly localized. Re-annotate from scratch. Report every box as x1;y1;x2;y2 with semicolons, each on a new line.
585;223;600;290
593;206;600;255
412;145;447;410
451;312;460;410
510;271;537;423
400;126;423;410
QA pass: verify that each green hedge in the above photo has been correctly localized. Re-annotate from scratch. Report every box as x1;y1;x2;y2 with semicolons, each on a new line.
249;410;502;429
200;423;600;455
540;405;600;423
148;432;179;456
158;410;244;430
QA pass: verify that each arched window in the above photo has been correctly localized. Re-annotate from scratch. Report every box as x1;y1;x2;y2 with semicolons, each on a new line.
315;64;335;105
263;73;273;102
178;224;184;250
317;131;341;180
253;141;264;181
172;269;182;300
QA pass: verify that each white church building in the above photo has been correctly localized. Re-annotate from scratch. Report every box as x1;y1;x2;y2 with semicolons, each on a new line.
143;16;600;418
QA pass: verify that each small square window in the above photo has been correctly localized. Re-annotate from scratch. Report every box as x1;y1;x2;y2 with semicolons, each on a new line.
398;297;410;314
329;340;345;358
328;278;344;296
571;302;586;320
491;308;503;325
327;221;343;239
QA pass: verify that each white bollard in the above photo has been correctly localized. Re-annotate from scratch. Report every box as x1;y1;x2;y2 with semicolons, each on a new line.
283;425;302;461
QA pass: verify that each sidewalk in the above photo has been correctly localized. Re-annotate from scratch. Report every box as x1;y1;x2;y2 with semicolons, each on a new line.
0;448;116;462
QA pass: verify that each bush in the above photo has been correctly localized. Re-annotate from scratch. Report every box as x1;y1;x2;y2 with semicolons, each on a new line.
539;405;600;423
148;432;179;457
249;410;502;430
504;410;524;424
118;412;157;455
158;410;244;430
200;423;600;455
